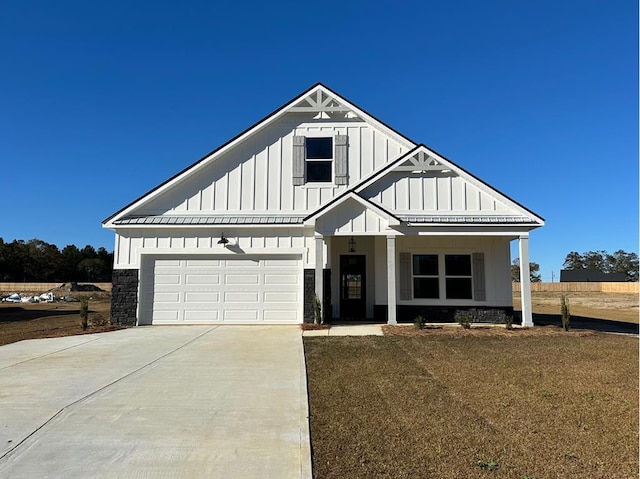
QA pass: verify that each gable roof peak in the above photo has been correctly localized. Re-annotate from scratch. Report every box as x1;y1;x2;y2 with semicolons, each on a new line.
290;83;364;117
103;83;416;226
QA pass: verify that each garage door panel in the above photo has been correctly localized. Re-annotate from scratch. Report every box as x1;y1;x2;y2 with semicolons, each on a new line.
264;259;299;267
153;302;181;311
227;259;260;267
225;274;260;285
182;301;221;310
184;292;220;302
224;310;259;321
264;310;298;321
152;311;179;321
264;291;298;303
185;259;221;267
153;292;180;302
155;274;181;285
264;274;298;285
185;274;220;285
184;310;219;321
224;291;259;303
155;259;182;267
147;255;301;324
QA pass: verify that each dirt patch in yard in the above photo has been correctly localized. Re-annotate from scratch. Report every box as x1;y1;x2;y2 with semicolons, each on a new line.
515;291;638;323
0;297;124;346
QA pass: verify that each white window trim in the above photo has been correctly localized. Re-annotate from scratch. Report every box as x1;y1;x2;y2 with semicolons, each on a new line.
303;132;336;185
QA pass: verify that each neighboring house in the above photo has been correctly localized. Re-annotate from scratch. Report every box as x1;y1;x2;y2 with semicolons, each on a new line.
560;270;626;282
103;84;544;327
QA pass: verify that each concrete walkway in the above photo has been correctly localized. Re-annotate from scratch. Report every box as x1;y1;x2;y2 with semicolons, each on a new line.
0;326;311;479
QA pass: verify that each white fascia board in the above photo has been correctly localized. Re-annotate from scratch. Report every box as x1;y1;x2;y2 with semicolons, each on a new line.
411;226;538;236
303;192;400;227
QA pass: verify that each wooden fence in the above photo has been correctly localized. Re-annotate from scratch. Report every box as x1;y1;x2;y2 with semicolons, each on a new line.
0;283;112;293
3;282;636;295
512;282;638;294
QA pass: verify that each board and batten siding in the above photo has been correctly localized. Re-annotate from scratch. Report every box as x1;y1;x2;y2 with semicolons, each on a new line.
361;171;511;214
373;236;512;307
315;198;390;235
113;228;318;269
135;120;406;217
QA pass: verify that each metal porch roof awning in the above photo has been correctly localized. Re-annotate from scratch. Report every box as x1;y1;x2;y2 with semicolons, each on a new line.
399;215;536;224
114;215;307;225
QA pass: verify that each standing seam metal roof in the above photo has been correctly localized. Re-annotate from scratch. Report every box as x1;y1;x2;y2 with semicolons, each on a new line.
113;216;307;225
114;214;536;226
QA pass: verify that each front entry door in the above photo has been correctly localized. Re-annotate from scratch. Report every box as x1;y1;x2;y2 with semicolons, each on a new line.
340;255;366;320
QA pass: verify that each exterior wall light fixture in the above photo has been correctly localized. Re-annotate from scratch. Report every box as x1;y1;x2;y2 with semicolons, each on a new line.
217;233;230;247
348;236;356;253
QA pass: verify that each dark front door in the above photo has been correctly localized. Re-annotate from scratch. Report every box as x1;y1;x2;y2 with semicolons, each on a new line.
340;255;366;320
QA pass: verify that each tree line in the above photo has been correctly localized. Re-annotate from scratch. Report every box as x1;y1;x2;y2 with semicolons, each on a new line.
0;238;113;282
563;250;638;282
512;249;638;283
511;259;541;282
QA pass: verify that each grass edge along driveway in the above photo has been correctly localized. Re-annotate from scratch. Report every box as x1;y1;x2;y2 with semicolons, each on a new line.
304;333;638;479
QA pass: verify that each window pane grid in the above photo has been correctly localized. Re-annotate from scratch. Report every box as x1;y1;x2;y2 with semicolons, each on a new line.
305;137;333;182
444;255;472;300
306;138;333;159
412;254;473;300
412;254;439;299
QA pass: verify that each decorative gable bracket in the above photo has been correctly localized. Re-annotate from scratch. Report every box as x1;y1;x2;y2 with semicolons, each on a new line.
394;150;450;173
289;89;357;118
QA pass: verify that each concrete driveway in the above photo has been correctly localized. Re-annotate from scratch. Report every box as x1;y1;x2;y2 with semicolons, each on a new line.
0;326;312;478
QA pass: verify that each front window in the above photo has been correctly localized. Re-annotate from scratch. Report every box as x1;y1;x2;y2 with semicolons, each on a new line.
306;137;333;182
444;255;472;299
413;254;439;298
412;253;473;300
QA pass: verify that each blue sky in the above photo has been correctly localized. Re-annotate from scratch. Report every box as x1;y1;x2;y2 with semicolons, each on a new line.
1;0;637;280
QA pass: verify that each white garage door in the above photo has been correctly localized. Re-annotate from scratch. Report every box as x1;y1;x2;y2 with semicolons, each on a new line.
144;255;302;324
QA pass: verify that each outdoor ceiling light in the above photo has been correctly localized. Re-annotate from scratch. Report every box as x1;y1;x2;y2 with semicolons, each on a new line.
348;236;356;253
217;233;229;246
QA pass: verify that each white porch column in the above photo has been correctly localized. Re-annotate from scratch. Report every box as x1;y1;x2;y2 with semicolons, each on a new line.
518;234;534;327
386;235;397;325
314;234;324;319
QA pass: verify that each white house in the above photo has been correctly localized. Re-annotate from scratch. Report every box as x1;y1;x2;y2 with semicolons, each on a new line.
103;84;544;327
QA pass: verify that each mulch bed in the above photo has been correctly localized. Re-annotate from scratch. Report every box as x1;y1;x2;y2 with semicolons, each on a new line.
301;323;331;330
382;324;596;337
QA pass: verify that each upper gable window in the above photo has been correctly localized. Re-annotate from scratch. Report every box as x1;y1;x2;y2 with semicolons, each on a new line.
305;137;333;183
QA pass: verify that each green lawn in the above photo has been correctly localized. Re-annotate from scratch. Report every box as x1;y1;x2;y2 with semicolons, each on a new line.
304;332;638;479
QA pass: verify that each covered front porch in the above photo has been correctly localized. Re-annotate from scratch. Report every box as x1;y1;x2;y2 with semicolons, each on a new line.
307;232;534;327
